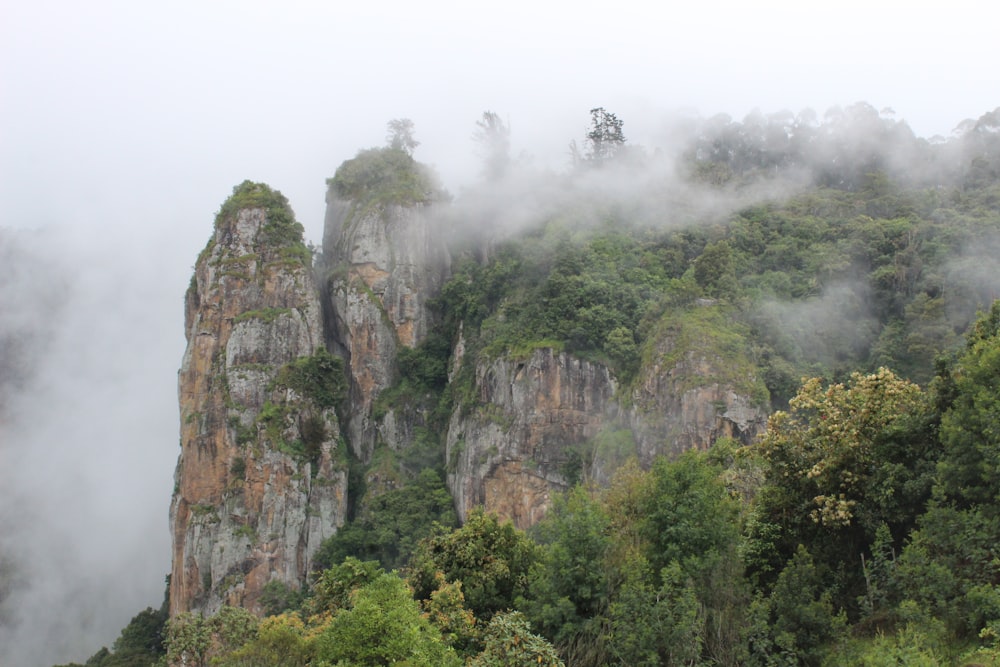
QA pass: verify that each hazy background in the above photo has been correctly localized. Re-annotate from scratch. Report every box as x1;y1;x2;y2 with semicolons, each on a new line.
1;1;996;664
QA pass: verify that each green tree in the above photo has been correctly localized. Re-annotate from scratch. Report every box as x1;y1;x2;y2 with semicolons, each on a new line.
307;556;383;616
314;468;457;571
585;107;626;162
328;145;443;206
521;486;611;661
422;574;478;654
386;117;419;154
639;449;748;664
693;240;737;297
607;559;702;667
749;367;936;611
110;607;167;658
470;612;565;667
473;111;511;180
892;306;1000;638
408;508;538;621
259;580;305;617
894;503;1000;637
830;623;946;667
163;612;211;667
161;606;258;665
213;613;315;667
314;573;461;666
764;546;847;667
938;300;1000;508
640;450;741;577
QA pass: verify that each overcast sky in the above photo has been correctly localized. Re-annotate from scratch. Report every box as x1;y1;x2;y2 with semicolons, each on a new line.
0;1;996;664
3;1;998;242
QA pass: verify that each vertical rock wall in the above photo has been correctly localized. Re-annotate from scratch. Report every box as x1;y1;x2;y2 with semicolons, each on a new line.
169;180;773;622
323;197;450;461
445;348;617;529
627;312;769;463
170;203;347;616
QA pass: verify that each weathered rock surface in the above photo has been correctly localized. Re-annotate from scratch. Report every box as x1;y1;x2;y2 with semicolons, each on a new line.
323;196;450;461
168;174;777;628
446;348;617;529
628;315;769;464
170;203;347;616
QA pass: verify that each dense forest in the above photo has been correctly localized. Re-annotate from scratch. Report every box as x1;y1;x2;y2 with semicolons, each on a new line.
61;103;1000;666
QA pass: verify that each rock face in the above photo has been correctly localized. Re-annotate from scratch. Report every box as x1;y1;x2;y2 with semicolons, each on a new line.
628;314;769;464
169;177;773;620
170;192;348;616
446;348;617;529
443;316;768;529
323;196;450;461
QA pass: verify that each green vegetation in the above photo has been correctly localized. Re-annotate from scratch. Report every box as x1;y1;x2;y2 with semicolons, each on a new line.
228;456;245;478
233;524;256;542
584;107;627;164
151;302;1000;666
243;349;347;472
364;108;995;423
232;306;291;324
426;227;682;387
82;106;1000;667
415;164;999;409
313;468;457;571
274;347;347;410
215;180;305;248
471;612;565;666
748;367;936;598
408;507;538;621
186;181;309;296
314;573;462;666
328;146;444;207
644;304;770;405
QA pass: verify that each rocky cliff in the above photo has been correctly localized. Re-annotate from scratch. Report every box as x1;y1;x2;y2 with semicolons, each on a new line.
170;183;348;615
169;170;772;617
441;331;766;528
322;194;450;463
445;348;617;529
628;306;769;462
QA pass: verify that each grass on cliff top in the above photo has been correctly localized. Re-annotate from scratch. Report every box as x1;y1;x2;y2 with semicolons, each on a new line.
215;180;306;248
327;147;445;208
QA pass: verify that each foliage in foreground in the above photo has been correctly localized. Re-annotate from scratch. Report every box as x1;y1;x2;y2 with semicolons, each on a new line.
64;105;1000;666
103;302;1000;666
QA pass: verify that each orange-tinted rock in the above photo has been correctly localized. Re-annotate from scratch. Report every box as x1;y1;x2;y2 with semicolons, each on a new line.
322;197;450;461
170;197;347;617
446;348;617;529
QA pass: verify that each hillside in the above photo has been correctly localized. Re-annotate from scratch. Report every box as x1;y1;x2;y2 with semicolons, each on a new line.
64;104;1000;666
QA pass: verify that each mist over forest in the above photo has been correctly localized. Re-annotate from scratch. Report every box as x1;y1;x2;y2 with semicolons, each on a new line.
0;227;181;665
1;97;999;666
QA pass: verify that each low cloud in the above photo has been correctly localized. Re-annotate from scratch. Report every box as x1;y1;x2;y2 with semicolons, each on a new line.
0;225;182;666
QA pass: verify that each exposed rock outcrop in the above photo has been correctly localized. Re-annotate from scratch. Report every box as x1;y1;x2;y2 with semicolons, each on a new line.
628;309;769;463
168;169;778;627
323;196;450;462
170;186;348;616
446;348;617;529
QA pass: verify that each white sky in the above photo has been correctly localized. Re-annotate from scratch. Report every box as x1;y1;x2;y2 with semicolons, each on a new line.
0;1;996;663
2;1;997;241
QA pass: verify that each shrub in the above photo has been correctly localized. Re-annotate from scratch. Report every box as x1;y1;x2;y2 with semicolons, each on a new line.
328;147;444;207
215;180;305;248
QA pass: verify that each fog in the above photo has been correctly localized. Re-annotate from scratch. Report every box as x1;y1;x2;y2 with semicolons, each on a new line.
0;225;183;665
1;1;997;664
